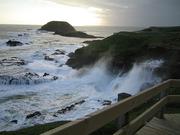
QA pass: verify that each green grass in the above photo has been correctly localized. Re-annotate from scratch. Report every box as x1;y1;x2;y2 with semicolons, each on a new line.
0;121;69;135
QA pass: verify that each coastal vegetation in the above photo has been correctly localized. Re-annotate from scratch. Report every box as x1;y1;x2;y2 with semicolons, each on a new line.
67;26;180;80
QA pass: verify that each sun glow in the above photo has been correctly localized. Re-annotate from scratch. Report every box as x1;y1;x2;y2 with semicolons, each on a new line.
0;0;104;26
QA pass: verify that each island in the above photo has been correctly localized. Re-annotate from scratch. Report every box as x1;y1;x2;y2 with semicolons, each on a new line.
66;26;180;80
40;21;101;38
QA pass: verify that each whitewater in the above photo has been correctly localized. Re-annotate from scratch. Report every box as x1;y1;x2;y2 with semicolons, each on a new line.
0;25;162;131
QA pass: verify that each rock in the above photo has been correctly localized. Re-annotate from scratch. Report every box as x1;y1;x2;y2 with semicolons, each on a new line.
44;56;54;61
18;34;23;36
59;31;98;38
57;100;85;114
74;100;85;105
43;73;49;77
0;57;26;66
40;21;100;38
24;72;39;78
52;76;58;80
52;49;66;55
59;64;64;67
10;120;18;124
6;40;23;46
67;52;74;57
26;111;41;119
102;100;112;106
53;114;58;117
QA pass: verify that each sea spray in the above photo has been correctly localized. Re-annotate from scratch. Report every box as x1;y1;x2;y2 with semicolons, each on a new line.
0;58;163;131
108;59;163;95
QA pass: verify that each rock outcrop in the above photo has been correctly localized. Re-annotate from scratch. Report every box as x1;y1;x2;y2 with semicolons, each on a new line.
26;111;41;119
40;21;101;38
6;40;23;47
66;26;180;79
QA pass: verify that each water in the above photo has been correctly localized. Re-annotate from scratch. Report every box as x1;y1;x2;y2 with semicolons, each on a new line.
0;25;161;131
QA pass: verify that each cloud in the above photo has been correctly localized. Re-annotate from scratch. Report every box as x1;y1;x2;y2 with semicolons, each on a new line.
47;0;180;26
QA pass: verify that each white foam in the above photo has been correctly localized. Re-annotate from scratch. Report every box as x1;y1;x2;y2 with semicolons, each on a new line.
0;28;163;131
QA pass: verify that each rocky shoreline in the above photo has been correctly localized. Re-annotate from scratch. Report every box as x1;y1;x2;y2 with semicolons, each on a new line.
66;26;180;80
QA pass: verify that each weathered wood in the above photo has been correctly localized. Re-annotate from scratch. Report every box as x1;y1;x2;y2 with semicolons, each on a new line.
116;93;131;129
156;90;167;119
167;95;180;103
170;79;180;88
113;97;168;135
136;114;180;135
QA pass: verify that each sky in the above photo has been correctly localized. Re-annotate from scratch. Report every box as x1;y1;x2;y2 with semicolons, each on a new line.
0;0;180;26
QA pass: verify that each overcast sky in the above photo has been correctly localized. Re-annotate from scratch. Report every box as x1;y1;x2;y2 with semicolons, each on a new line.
0;0;180;26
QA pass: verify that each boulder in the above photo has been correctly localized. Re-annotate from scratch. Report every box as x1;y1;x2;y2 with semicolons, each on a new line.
6;40;23;47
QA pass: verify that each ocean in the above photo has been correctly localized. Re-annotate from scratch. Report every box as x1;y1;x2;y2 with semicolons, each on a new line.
0;25;162;131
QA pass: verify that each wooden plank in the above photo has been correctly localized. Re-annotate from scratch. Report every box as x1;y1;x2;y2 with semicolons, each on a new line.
147;120;180;135
136;114;180;135
164;114;180;128
167;95;180;103
137;126;171;135
113;97;168;135
170;79;180;88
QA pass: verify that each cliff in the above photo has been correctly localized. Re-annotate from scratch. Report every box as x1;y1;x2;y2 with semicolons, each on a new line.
66;26;180;79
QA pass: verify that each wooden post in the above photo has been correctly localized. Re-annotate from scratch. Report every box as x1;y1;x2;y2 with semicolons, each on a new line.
116;93;131;129
156;90;166;119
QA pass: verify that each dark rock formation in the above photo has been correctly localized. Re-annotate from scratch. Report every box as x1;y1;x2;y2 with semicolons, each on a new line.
66;26;180;79
52;49;66;55
67;52;74;57
41;21;75;34
56;100;85;115
0;57;26;66
102;100;112;106
6;40;23;47
26;111;41;119
0;71;59;85
44;55;54;61
43;73;49;77
10;120;18;124
40;21;101;38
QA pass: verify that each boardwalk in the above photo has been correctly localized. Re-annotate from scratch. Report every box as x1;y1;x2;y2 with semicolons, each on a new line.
136;114;180;135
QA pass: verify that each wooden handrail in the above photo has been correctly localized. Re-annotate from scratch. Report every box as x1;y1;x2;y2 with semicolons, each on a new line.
41;79;180;135
113;95;180;135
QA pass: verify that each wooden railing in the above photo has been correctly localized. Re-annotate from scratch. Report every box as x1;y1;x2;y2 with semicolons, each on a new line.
41;79;180;135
